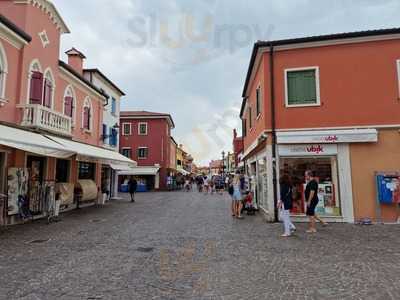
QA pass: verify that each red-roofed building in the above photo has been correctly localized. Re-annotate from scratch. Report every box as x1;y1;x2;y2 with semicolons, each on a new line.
233;129;244;169
119;111;175;190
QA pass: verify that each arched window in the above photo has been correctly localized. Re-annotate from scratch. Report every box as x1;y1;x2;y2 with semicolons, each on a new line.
28;60;43;105
63;85;75;121
0;41;8;101
43;68;55;108
82;97;92;131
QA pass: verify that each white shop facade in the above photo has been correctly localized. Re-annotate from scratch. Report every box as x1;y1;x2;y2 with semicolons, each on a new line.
270;129;378;223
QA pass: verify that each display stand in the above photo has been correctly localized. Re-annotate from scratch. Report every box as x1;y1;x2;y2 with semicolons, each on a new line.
375;172;400;224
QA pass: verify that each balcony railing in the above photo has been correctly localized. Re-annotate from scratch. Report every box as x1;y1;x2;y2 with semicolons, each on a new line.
19;104;72;136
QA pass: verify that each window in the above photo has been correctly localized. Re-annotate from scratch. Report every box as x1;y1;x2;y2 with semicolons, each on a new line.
279;156;340;217
248;107;252;129
396;60;400;98
102;124;108;142
82;97;92;131
43;69;54;108
138;147;148;159
285;67;320;107
122;123;131;136
256;86;261;117
78;162;95;180
109;128;118;147
111;97;116;114
63;86;75;121
29;71;43;105
177;159;182;166
242;118;247;137
55;159;70;183
0;41;8;101
138;123;148;135
122;148;131;158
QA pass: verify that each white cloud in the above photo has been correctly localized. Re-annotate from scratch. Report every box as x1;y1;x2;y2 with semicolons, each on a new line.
53;0;400;166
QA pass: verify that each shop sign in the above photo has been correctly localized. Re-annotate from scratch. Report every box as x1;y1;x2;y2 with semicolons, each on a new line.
278;144;338;156
277;129;378;144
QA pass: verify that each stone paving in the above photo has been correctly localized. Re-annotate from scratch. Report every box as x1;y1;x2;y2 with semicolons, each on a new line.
0;191;400;300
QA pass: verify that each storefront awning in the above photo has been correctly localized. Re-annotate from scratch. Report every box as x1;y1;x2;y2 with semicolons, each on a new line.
277;129;378;144
46;135;137;166
177;168;190;175
117;166;160;176
0;124;73;158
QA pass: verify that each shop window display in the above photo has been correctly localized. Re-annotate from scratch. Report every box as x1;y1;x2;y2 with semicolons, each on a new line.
279;157;341;217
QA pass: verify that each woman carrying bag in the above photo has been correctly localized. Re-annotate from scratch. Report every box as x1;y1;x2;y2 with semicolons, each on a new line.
279;174;296;237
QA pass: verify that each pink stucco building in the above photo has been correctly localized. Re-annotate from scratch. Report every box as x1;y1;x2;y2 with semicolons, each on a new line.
0;1;134;225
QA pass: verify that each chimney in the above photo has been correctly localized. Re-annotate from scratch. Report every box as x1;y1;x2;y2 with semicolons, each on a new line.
233;129;237;139
65;48;86;74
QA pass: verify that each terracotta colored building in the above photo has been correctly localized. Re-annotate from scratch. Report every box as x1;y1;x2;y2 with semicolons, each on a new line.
241;28;400;223
0;1;134;225
120;111;175;190
232;129;244;169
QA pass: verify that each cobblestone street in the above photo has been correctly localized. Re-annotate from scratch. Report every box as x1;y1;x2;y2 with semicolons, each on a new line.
1;191;400;300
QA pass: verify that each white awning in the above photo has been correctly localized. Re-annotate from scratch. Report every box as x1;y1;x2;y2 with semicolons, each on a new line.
0;124;73;158
117;166;160;176
277;129;378;144
109;163;134;171
46;135;137;166
177;168;190;175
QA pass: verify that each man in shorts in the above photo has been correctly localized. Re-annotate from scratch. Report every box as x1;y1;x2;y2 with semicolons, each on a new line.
304;170;327;233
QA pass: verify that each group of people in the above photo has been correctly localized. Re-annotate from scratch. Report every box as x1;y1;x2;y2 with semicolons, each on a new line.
195;175;226;194
226;172;256;219
279;170;327;237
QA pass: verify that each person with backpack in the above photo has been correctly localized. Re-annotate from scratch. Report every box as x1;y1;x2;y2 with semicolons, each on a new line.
128;177;137;202
279;174;296;237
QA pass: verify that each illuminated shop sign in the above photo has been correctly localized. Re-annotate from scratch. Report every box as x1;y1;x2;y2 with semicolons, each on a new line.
278;144;338;156
277;129;378;144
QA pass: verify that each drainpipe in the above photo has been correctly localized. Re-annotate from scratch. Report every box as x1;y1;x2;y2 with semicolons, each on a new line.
269;44;279;222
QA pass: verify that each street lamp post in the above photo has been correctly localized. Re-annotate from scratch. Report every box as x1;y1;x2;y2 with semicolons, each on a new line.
221;151;225;177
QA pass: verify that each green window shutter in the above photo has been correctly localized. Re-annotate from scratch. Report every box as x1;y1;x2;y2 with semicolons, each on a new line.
287;70;317;105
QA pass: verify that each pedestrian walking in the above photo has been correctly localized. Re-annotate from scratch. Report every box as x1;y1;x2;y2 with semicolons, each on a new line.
304;170;327;233
128;177;137;202
228;177;235;216
232;173;243;219
279;174;296;237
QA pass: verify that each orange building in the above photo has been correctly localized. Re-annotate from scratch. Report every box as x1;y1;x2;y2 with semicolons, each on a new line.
241;28;400;223
0;1;134;225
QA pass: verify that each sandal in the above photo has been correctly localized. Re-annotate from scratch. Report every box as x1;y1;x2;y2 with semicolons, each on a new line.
237;216;244;219
281;234;291;237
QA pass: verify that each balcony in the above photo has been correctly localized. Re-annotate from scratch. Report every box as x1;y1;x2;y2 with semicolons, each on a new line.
19;104;72;136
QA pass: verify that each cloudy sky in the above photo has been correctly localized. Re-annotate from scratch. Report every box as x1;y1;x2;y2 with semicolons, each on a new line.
54;0;400;165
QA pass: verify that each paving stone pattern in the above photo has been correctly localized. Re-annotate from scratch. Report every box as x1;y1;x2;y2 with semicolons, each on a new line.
0;191;400;299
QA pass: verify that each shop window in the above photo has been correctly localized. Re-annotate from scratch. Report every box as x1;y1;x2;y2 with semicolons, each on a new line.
138;122;148;135
138;147;148;159
56;159;70;183
256;86;261;117
122;123;131;135
279;156;340;216
285;67;320;107
78;162;95;180
122;148;132;158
